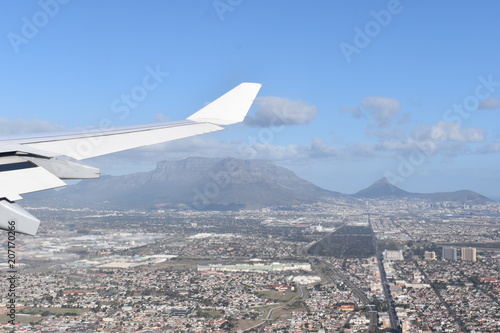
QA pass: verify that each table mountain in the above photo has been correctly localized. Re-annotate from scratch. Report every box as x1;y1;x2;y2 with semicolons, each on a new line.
26;157;340;210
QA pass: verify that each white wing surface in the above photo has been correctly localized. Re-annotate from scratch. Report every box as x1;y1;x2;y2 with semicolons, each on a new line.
0;82;262;235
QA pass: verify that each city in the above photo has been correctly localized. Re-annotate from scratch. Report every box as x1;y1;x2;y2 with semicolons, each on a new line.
0;197;498;332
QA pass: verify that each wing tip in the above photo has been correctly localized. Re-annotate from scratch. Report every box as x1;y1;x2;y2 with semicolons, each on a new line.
187;82;262;125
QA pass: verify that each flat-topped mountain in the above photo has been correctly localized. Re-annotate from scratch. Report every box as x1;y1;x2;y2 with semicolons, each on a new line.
25;157;340;210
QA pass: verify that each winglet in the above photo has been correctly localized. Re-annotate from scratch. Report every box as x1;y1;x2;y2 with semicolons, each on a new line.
187;82;262;125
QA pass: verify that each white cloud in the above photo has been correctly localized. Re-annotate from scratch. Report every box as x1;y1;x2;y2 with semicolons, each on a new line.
361;96;400;128
87;131;482;178
413;121;485;142
154;113;169;122
348;142;378;158
366;127;406;140
340;106;364;119
238;143;304;161
90;136;342;174
479;97;500;109
0;118;64;135
478;142;500;153
89;136;234;168
245;96;317;127
375;140;418;153
398;112;411;125
309;138;341;158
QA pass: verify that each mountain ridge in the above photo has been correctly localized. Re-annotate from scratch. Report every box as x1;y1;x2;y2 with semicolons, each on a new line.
353;177;492;203
25;157;341;210
23;157;494;209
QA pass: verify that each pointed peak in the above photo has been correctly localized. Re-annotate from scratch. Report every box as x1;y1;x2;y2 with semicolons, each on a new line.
375;177;391;185
354;177;409;198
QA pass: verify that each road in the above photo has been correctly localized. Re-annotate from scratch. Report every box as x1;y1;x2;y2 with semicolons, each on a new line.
255;285;308;333
339;311;356;332
369;216;401;333
316;260;378;332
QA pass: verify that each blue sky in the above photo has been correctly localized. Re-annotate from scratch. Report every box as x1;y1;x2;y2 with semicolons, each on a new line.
1;0;500;199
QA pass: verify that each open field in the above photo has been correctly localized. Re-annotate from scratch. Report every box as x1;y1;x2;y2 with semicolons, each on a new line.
257;290;297;302
21;307;90;315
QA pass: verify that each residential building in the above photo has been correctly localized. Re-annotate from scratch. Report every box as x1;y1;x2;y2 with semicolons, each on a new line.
424;251;436;260
442;247;457;261
461;247;476;261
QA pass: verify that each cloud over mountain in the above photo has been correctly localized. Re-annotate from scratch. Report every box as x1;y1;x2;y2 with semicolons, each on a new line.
413;121;485;142
361;96;400;128
479;97;500;109
478;142;500;153
340;106;364;119
245;96;317;127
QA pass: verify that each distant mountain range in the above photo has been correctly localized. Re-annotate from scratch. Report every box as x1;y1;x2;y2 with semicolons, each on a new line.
24;157;493;210
25;157;340;210
353;177;491;203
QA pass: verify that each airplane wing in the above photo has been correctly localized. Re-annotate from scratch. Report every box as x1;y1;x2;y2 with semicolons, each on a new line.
0;82;262;235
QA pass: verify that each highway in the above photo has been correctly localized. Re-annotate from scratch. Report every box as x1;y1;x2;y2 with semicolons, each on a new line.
316;260;378;332
369;216;401;333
